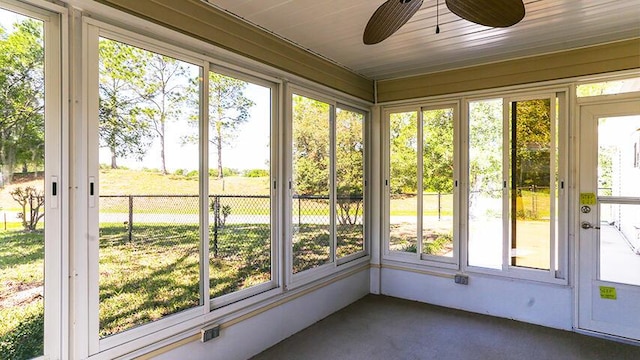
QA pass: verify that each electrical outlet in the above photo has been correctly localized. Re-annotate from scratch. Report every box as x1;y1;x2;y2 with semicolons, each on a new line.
201;324;220;342
454;274;469;285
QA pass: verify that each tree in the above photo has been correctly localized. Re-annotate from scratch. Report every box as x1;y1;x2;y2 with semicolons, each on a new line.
336;108;364;224
469;100;503;199
512;99;552;187
292;95;330;195
11;186;44;231
98;38;152;169
207;72;254;179
423;109;454;193
389;112;418;195
139;54;189;174
0;19;44;186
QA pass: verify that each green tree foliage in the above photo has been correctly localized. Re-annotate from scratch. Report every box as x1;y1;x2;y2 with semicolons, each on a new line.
0;19;44;186
98;38;152;169
512;99;552;187
336;108;364;195
139;54;189;174
336;108;364;224
469;100;503;197
423;109;454;193
390;112;417;194
244;168;269;177
292;95;330;195
207;72;254;179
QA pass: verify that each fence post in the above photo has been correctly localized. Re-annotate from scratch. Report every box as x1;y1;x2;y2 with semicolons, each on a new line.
437;191;441;221
298;196;301;226
213;196;219;258
128;195;133;242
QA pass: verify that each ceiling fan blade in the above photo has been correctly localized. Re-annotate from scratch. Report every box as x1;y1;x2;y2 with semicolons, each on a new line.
445;0;525;27
363;0;424;45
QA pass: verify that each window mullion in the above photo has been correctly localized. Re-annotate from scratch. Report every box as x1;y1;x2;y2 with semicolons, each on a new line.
330;104;337;264
417;109;424;256
502;99;511;271
549;95;558;278
510;100;518;267
201;63;210;310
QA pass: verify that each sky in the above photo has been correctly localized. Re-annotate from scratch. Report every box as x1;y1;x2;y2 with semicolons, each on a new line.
0;7;30;29
1;6;269;173
99;82;271;172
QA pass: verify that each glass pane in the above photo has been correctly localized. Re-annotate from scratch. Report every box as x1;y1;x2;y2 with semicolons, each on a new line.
599;203;640;286
0;10;45;359
422;108;454;257
468;99;503;269
598;115;640;197
292;94;331;273
389;111;418;253
336;107;364;258
577;77;640;97
509;99;552;270
208;72;272;298
98;38;201;337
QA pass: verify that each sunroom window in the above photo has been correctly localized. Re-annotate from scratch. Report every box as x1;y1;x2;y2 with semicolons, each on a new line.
467;93;566;280
95;37;203;338
386;104;458;265
0;2;61;359
88;27;278;352
290;92;367;278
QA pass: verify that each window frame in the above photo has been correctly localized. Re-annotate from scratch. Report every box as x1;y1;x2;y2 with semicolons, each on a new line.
462;89;569;285
381;88;569;284
85;20;284;355
335;102;368;266
383;102;461;269
285;85;369;290
206;64;281;310
0;1;67;359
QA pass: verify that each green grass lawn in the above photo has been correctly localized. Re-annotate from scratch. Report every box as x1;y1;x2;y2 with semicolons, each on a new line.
0;220;364;349
0;229;44;360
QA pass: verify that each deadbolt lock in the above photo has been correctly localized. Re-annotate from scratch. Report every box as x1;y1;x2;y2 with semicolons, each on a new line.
581;221;600;230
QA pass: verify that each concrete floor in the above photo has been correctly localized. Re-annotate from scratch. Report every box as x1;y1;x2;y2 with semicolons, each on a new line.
251;295;640;360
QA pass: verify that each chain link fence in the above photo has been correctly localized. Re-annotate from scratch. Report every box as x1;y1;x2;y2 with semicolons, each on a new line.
291;195;364;273
98;194;364;276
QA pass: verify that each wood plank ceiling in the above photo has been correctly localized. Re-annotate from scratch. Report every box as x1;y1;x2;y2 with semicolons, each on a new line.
205;0;640;80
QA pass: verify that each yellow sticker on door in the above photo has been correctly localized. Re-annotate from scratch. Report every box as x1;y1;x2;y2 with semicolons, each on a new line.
599;286;617;300
580;192;597;205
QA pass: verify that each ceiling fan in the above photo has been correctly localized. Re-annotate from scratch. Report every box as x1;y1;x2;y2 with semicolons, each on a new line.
363;0;526;45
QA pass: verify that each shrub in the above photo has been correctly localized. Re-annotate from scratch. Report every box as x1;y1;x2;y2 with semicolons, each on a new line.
244;169;269;178
10;187;45;231
186;170;199;178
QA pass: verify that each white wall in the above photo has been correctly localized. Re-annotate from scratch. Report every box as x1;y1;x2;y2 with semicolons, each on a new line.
381;268;573;330
151;269;370;360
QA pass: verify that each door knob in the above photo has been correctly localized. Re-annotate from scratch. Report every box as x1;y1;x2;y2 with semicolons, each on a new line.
581;221;600;230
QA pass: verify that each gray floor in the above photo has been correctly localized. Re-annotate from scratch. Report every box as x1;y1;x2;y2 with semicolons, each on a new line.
251;294;640;360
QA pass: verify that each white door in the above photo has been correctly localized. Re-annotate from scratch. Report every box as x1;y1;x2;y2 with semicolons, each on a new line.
578;98;640;341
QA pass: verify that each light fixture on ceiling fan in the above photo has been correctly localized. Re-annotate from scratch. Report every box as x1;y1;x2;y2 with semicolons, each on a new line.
363;0;526;45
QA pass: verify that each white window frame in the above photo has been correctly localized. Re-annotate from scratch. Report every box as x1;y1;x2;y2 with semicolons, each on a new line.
381;88;569;284
286;85;369;290
0;1;66;359
335;102;368;266
462;89;569;285
84;19;283;356
383;102;461;270
206;64;281;310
